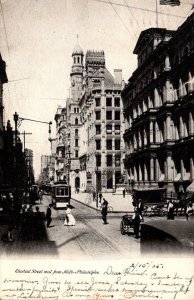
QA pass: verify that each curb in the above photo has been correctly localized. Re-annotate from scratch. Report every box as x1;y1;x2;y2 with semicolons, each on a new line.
71;197;134;214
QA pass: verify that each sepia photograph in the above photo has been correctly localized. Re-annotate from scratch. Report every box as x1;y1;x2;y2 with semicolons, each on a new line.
0;0;194;299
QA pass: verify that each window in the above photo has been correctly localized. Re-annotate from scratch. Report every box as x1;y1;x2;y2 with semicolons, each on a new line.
96;140;101;150
114;98;120;107
77;108;79;113
115;154;120;167
106;139;112;150
75;139;78;147
96;154;101;167
106;125;112;134
107;155;112;166
115;140;120;150
95;111;101;120
74;108;76;113
115;125;120;134
74;57;76;64
75;118;78;125
106;98;112;106
96;125;101;134
115;111;120;120
75;129;78;136
95;98;101;106
75;150;79;158
78;57;80;63
106;111;112;120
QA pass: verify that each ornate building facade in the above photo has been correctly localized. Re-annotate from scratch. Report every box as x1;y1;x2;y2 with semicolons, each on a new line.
122;13;194;200
54;42;125;193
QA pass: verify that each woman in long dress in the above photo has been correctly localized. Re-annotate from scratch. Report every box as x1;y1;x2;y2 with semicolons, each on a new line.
64;206;76;226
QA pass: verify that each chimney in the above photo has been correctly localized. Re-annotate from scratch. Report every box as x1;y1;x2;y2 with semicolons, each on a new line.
114;69;122;84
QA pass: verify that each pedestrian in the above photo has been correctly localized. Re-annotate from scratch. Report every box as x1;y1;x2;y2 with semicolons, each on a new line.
64;205;76;226
46;204;52;228
99;192;102;203
137;199;144;221
167;199;174;220
132;210;142;239
123;189;126;198
1;224;14;243
101;198;108;224
93;191;96;201
34;206;43;240
186;201;193;221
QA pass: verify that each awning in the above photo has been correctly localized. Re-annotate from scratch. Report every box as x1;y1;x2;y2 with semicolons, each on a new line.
133;187;166;192
186;181;194;193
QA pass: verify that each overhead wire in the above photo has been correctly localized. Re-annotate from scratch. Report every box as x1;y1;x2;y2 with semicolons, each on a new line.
107;0;131;35
91;0;185;18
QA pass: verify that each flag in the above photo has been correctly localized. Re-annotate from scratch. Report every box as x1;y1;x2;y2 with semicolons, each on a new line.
159;0;180;6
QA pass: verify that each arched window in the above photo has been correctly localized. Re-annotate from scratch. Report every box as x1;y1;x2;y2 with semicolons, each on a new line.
78;57;80;63
74;57;76;64
75;129;78;136
75;118;78;125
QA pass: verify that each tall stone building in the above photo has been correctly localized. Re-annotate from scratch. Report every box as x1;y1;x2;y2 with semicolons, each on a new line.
79;50;125;193
55;42;125;193
0;53;8;185
55;106;67;182
122;12;194;201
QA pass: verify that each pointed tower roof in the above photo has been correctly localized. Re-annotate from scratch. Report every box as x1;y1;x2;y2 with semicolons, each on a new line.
72;35;84;56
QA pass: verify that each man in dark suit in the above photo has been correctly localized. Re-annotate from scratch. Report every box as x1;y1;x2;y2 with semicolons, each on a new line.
101;198;108;224
137;199;144;221
46;204;52;228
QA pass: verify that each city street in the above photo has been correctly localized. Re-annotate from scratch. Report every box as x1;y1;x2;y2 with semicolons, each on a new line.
0;195;140;260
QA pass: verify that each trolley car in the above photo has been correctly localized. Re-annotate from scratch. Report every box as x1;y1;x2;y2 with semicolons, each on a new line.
51;181;71;209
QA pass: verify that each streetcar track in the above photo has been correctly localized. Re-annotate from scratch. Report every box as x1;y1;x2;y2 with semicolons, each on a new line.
76;215;122;257
58;213;90;258
43;196;123;258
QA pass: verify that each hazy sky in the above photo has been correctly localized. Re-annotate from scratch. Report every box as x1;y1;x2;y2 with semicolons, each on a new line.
0;0;192;178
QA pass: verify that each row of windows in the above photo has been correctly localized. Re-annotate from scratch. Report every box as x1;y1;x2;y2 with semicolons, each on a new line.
96;154;121;167
95;98;120;107
73;56;82;64
96;111;120;120
96;125;120;134
74;108;79;113
96;139;121;150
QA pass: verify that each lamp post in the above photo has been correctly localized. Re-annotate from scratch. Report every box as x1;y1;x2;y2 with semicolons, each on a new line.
95;153;100;208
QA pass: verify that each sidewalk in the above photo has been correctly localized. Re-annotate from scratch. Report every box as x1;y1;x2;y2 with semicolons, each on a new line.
71;192;134;213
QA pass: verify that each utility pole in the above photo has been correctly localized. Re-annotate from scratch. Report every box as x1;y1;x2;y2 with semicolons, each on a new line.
19;131;32;155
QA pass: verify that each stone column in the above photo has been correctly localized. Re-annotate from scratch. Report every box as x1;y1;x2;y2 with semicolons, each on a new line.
166;155;173;182
139;129;142;149
139;163;142;182
134;165;137;182
144;128;147;147
150;120;154;144
189;112;194;136
188;72;193;93
180;159;184;181
166;114;171;140
154;88;159;107
150;157;154;182
190;157;194;181
165;55;171;71
179;115;184;139
144;162;148;182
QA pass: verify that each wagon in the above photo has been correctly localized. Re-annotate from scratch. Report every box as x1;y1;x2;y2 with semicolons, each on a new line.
120;214;134;235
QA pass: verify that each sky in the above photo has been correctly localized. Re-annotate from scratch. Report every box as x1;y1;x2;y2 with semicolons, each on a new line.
0;0;193;179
